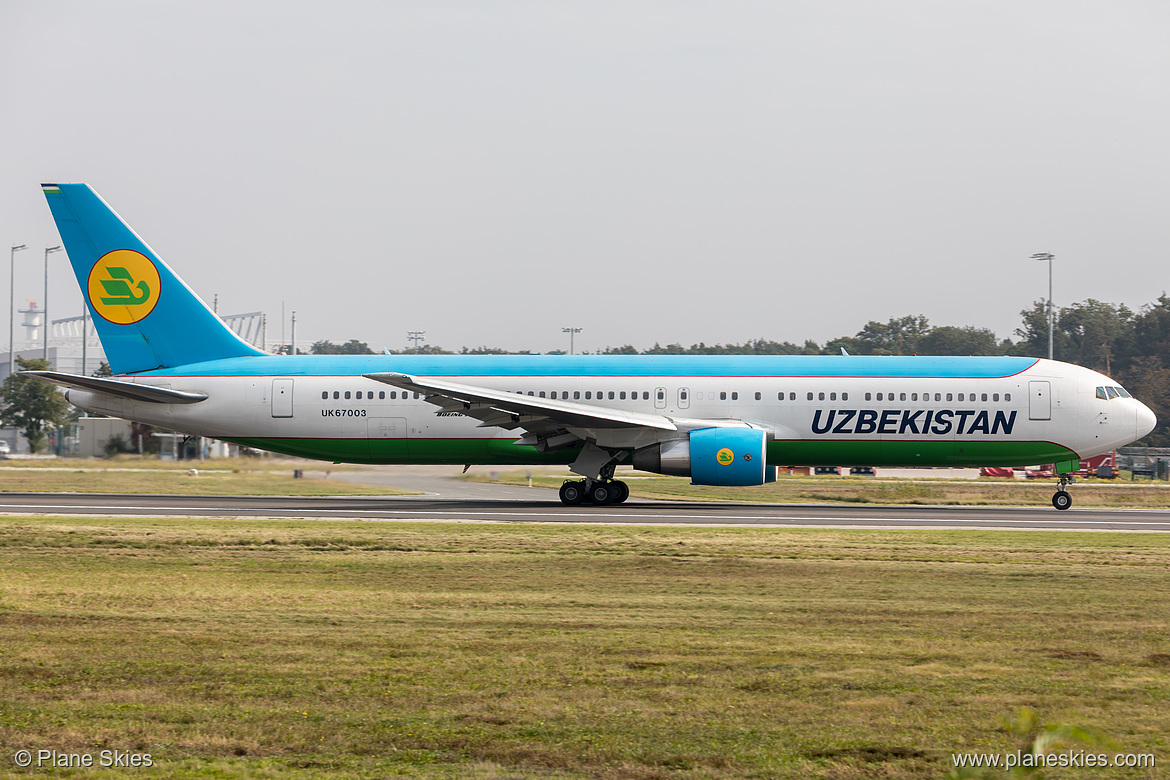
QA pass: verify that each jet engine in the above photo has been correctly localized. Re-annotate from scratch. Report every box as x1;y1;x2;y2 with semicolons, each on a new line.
632;427;776;486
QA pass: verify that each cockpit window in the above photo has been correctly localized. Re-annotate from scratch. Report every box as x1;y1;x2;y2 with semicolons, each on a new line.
1098;385;1133;400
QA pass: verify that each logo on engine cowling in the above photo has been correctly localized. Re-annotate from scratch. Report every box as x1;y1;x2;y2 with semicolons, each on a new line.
716;447;734;466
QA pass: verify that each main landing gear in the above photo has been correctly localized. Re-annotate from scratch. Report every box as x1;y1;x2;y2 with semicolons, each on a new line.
559;442;631;506
1052;473;1076;511
559;479;630;506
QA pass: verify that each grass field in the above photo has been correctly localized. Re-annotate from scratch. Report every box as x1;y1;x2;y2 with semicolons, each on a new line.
0;457;408;496
1;517;1167;778
465;470;1170;509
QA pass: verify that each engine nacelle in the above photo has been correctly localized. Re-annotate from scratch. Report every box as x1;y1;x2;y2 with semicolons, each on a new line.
633;427;776;486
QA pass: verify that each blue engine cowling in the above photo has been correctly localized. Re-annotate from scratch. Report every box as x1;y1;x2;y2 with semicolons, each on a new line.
632;427;776;486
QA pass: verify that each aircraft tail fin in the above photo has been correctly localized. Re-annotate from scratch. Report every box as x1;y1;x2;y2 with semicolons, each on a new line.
41;183;266;374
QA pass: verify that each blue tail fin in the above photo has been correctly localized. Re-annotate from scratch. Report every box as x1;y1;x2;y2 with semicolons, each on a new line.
41;183;266;374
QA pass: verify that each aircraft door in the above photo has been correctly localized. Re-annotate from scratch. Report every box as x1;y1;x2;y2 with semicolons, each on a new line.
655;387;667;409
678;387;690;410
272;379;294;418
1028;381;1051;421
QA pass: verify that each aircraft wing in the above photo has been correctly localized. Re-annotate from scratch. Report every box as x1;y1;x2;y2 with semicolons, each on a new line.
22;371;209;404
363;372;678;439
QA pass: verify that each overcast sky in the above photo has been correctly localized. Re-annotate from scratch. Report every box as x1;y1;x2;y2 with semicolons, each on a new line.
2;1;1167;354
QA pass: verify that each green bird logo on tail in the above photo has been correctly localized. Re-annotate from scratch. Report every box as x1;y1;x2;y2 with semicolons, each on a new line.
99;267;151;305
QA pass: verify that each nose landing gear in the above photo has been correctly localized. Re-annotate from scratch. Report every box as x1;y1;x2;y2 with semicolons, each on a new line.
1052;473;1076;511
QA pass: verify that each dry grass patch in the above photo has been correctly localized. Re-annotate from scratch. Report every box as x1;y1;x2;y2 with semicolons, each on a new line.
0;465;409;496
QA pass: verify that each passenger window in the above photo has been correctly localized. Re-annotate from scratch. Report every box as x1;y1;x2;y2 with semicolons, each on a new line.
620;391;627;400
829;392;836;401
992;393;999;402
656;390;664;401
321;391;328;400
900;393;907;401
981;393;988;402
527;391;534;396
333;391;339;399
732;392;739;400
807;392;813;401
391;391;398;399
608;391;615;400
1005;393;1011;401
414;393;420;399
539;391;546;398
778;392;784;400
911;393;918;401
842;392;848;401
877;392;883;401
680;390;688;400
755;392;762;401
574;391;580;400
935;393;941;401
585;391;592;399
789;392;796;400
721;391;728;400
344;391;351;399
865;392;872;401
818;392;825;401
946;393;953;401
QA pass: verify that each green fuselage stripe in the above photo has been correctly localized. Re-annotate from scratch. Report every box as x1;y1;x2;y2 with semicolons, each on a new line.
224;436;1075;468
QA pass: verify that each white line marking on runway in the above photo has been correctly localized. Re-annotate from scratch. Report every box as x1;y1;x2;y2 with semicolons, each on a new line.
2;502;1170;528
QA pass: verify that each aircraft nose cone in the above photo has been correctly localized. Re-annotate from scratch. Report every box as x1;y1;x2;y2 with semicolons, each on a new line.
1136;401;1157;439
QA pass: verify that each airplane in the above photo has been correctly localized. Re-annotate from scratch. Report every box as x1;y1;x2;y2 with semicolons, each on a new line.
29;183;1156;511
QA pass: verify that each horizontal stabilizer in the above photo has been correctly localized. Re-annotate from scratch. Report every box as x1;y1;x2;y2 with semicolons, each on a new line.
22;371;208;404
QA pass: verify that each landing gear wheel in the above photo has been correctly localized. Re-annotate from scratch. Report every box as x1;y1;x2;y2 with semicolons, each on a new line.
611;480;630;504
1052;490;1072;511
559;481;586;506
589;482;615;505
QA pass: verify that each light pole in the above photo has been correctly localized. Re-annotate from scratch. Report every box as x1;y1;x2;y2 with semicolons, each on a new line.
9;244;27;377
1030;252;1054;360
81;289;89;376
562;326;581;355
43;246;62;360
407;330;425;353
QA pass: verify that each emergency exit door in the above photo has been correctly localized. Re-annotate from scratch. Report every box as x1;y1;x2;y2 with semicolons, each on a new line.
1028;381;1051;421
272;379;294;418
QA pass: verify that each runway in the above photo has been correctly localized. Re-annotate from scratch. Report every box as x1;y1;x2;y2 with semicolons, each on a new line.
1;492;1169;531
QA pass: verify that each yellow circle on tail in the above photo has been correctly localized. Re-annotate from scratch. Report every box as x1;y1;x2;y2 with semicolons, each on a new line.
87;250;161;325
716;448;734;466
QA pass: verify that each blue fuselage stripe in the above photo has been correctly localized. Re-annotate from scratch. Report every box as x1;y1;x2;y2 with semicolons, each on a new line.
139;354;1038;380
